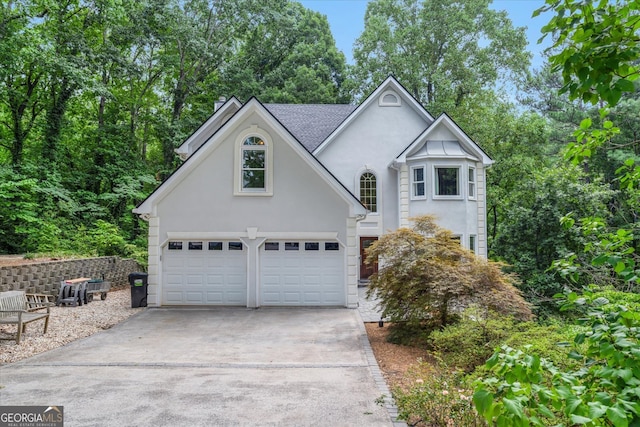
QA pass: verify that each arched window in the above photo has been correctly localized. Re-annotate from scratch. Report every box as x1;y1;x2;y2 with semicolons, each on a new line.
234;126;272;196
360;172;377;212
241;136;266;190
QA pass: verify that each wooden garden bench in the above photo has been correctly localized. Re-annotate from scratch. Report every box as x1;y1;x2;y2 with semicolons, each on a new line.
0;290;52;344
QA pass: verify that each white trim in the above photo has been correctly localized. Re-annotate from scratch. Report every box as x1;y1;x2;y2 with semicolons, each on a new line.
410;165;427;200
432;165;463;200
147;216;160;307
163;231;340;248
477;167;488;258
399;164;410;227
469;234;477;253
346;217;358;308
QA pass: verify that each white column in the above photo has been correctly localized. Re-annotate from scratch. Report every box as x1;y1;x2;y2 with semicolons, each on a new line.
146;216;160;306
399;164;410;227
346;217;359;308
477;167;488;258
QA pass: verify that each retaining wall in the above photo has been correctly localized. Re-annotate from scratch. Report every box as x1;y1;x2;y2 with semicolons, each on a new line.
0;257;143;295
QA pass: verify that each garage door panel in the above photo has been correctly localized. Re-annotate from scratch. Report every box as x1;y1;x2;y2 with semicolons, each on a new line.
206;291;224;303
260;240;345;306
224;290;245;304
303;275;321;285
187;257;204;268
227;273;245;283
185;291;203;302
186;274;204;285
284;292;302;303
164;291;183;304
165;256;184;269
206;274;224;285
163;240;246;305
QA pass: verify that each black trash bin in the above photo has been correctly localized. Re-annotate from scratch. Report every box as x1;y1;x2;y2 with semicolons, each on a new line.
128;272;148;308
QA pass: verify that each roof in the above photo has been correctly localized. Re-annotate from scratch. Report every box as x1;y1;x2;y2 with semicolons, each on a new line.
264;104;357;152
395;113;493;166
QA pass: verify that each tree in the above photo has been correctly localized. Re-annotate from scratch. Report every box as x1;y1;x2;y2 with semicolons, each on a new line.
366;215;532;332
0;1;47;169
492;166;613;310
536;0;640;290
474;3;640;422
350;0;530;114
536;0;640;106
220;1;348;104
155;0;257;174
36;0;93;177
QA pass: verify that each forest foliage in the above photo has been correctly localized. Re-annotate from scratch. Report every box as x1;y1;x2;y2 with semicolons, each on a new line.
1;0;639;299
0;0;349;258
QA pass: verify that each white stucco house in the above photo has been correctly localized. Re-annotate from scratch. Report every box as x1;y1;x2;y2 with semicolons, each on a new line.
133;76;493;308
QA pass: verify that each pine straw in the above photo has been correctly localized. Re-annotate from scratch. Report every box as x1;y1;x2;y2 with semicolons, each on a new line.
364;322;435;391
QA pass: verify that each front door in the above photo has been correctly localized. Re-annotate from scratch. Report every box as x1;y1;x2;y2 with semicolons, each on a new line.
360;237;378;280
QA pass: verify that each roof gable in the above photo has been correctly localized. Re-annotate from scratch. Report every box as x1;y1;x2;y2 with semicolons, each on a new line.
313;76;435;155
396;113;493;166
134;98;366;217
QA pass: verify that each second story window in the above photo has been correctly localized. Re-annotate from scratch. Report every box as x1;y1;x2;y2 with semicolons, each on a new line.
434;167;460;197
360;172;377;213
234;126;273;196
242;136;266;191
412;166;426;199
468;167;476;199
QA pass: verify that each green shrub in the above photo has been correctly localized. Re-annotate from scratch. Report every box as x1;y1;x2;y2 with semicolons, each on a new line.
473;293;640;426
502;321;583;370
89;220;127;256
394;362;485;427
589;287;640;312
428;308;515;372
428;309;579;373
385;322;433;347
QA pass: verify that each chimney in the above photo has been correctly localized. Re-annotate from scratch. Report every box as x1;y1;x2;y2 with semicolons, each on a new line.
214;96;227;112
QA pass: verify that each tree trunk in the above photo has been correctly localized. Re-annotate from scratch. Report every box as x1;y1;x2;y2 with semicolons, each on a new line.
41;77;73;177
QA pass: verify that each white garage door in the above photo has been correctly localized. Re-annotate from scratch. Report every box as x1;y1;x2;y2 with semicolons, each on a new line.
163;240;247;305
260;241;345;306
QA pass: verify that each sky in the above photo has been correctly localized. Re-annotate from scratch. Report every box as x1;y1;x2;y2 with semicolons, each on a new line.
299;0;551;70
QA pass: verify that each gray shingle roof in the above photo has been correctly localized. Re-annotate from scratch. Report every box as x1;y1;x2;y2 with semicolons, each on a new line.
265;104;357;152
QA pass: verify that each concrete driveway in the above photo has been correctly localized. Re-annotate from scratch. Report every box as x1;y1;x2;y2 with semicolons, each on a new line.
0;308;395;426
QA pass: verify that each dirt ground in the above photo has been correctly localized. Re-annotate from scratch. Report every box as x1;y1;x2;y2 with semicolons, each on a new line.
365;322;432;391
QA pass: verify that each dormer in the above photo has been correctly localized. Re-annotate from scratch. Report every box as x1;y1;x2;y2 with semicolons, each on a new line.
395;113;493;167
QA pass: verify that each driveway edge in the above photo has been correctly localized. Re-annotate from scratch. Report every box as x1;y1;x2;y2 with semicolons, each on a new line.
354;309;408;427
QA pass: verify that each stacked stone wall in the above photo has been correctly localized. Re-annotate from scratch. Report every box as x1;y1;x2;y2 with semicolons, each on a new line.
0;257;143;295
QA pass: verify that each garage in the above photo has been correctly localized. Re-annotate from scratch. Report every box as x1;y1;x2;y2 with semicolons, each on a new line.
260;240;345;306
162;240;247;305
